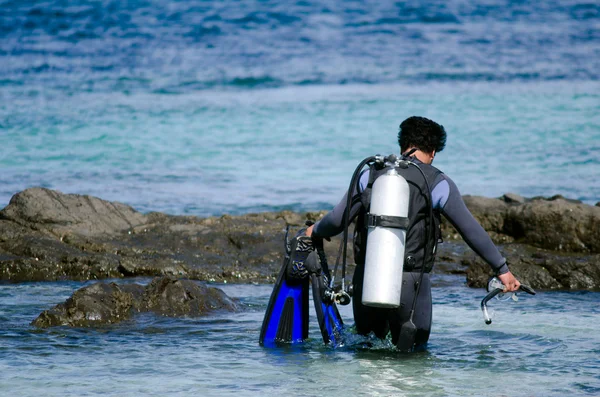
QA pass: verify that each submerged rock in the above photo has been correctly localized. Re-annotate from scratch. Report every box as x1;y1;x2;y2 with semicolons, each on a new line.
140;277;238;316
32;282;141;328
32;276;238;328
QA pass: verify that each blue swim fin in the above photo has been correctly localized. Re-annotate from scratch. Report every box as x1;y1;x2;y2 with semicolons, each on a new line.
259;234;311;346
311;273;344;345
306;249;344;346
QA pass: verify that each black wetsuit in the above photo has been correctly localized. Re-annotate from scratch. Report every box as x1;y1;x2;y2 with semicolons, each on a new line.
313;157;507;347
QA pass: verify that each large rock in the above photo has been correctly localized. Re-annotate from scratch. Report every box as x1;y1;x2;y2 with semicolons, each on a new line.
0;187;147;237
0;188;325;283
462;195;509;234
32;277;238;328
504;197;600;253
449;195;600;253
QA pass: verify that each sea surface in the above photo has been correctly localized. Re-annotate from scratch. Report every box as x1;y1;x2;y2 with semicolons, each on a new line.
1;1;599;396
1;276;599;397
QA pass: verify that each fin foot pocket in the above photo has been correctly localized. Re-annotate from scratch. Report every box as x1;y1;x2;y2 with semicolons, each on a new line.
285;235;314;281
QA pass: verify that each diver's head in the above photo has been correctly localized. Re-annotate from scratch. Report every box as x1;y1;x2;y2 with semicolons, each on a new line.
398;116;447;162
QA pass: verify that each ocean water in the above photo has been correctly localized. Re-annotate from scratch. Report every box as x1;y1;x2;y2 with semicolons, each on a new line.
1;276;599;397
1;1;600;396
1;0;599;215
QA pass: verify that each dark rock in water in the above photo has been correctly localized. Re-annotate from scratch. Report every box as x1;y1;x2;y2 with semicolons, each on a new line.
0;188;321;283
140;277;238;316
461;195;509;236
32;276;238;327
31;282;141;328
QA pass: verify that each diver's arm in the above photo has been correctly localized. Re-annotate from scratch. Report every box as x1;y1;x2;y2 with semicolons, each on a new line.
307;171;368;238
307;192;349;237
432;175;520;291
438;176;509;275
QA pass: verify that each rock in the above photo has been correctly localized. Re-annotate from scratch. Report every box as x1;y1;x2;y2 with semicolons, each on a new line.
140;277;238;316
462;195;508;234
0;188;318;283
0;187;147;237
502;193;526;204
32;277;238;328
31;282;140;328
465;245;600;290
2;188;600;291
505;198;600;253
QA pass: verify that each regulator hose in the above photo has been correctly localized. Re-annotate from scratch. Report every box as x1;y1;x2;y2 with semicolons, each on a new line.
339;155;380;293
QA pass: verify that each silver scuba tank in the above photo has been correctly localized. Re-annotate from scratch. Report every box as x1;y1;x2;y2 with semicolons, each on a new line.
362;168;410;308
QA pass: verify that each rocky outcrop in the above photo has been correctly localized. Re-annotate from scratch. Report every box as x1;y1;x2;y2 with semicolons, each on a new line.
0;187;326;283
1;187;600;291
1;187;147;237
462;245;600;290
31;276;238;328
453;194;600;253
444;194;600;290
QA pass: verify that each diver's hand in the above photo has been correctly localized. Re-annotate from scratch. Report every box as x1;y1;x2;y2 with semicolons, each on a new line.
497;271;521;292
305;224;314;237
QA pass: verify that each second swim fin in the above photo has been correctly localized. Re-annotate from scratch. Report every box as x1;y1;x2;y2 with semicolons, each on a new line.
306;250;344;346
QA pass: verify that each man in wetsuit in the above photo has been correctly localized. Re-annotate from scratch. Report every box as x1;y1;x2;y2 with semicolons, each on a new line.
306;116;521;349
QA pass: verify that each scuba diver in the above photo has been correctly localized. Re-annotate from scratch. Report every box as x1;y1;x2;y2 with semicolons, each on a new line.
303;116;523;350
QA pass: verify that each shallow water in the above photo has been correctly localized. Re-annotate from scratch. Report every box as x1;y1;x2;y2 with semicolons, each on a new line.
1;276;599;397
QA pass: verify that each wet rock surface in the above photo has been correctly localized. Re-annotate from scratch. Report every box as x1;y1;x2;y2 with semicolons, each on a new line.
2;188;600;293
32;281;142;327
32;276;238;328
140;277;238;317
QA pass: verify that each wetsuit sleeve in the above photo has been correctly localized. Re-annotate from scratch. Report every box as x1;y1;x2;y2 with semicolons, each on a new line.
313;171;368;238
440;175;508;274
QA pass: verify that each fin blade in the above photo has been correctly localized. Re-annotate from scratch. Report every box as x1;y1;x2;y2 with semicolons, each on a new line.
311;274;344;346
260;260;309;346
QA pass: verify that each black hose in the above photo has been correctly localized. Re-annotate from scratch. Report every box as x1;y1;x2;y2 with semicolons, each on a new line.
340;155;378;289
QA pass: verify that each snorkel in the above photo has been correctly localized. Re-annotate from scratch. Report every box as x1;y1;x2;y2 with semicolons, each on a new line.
481;277;536;324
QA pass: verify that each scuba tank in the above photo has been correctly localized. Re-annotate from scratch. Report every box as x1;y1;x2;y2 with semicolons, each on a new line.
362;168;410;308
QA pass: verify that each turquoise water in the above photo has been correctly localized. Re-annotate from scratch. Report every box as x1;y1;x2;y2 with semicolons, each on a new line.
3;81;600;215
2;1;600;395
1;276;599;396
1;0;599;214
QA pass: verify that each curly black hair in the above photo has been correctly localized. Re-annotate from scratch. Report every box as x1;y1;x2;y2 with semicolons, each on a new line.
397;116;447;154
